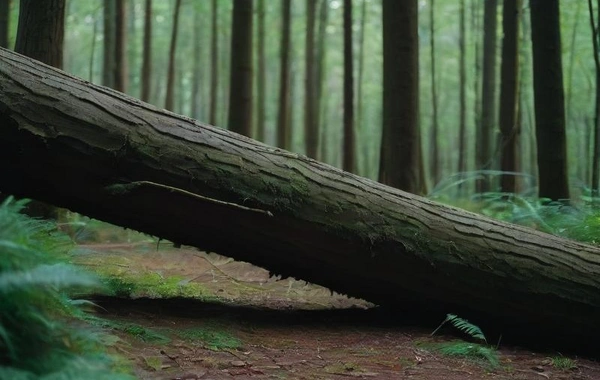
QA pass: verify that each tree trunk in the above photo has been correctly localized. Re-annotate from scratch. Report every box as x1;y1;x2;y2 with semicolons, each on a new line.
315;0;329;162
429;0;440;186
499;0;521;193
140;0;152;103
114;0;127;93
209;0;218;126
165;0;182;112
1;48;600;350
457;0;467;190
276;0;291;150
589;0;600;197
530;0;569;201
477;0;497;192
228;0;253;137
15;0;65;69
356;0;367;176
103;0;116;89
255;0;266;142
304;0;318;158
0;0;10;49
343;0;355;173
379;0;420;193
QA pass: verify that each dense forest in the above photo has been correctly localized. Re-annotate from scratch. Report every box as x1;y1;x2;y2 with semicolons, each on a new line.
2;0;597;200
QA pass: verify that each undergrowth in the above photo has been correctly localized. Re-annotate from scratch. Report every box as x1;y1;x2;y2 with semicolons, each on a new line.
429;313;499;368
0;197;134;379
430;170;600;245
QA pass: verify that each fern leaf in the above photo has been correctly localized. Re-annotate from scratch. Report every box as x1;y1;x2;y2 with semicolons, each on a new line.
445;314;487;343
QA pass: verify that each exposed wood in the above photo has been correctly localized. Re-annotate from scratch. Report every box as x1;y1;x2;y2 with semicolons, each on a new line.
1;48;600;349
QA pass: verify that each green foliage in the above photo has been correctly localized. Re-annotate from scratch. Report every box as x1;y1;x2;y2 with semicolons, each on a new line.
0;197;134;379
431;313;487;343
549;355;577;370
429;313;499;368
435;341;499;368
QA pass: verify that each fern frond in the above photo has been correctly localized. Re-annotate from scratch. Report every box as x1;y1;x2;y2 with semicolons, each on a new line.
445;314;487;343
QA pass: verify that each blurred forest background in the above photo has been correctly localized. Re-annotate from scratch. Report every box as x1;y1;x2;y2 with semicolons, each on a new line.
1;0;596;200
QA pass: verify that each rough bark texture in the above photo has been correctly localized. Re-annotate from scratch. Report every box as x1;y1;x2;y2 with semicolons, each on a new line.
15;0;65;69
379;0;420;193
228;0;253;137
1;48;600;349
530;0;570;201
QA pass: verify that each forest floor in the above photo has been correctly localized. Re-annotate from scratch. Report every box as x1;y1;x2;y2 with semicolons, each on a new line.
73;241;600;380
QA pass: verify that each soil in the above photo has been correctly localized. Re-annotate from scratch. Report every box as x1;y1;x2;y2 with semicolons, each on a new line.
75;242;600;380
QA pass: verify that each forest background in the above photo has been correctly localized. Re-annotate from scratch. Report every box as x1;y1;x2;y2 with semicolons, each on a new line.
0;0;595;199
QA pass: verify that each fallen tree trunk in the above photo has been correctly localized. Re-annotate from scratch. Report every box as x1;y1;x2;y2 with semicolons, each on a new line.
1;47;599;349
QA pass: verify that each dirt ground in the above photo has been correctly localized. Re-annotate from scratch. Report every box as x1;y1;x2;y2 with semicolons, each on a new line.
74;242;600;379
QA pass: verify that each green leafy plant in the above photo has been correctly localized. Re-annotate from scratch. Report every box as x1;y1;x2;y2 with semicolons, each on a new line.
549;355;577;370
0;197;134;379
430;313;499;368
176;327;241;350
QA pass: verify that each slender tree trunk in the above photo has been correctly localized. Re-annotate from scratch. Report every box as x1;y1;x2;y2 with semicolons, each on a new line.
15;0;65;69
228;0;253;136
589;0;600;197
530;0;569;201
140;0;152;103
457;0;467;184
0;0;10;48
477;0;498;192
114;0;127;93
165;0;182;111
277;0;292;150
103;0;116;89
304;0;318;158
256;0;266;142
190;6;202;119
379;0;420;193
356;0;367;176
566;1;582;123
472;0;482;186
499;0;521;193
315;0;329;161
342;0;356;173
429;0;440;185
209;0;218;125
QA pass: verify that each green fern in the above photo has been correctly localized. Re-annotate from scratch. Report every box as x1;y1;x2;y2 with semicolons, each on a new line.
0;196;134;379
436;341;499;368
431;313;487;343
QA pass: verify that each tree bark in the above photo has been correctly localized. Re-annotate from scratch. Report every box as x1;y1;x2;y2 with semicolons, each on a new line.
209;0;218;126
276;0;291;150
304;0;318;158
256;0;266;142
165;0;182;112
114;0;127;93
477;0;497;192
0;0;10;49
103;0;116;89
499;0;521;193
228;0;253;137
530;0;570;201
140;0;152;103
343;0;355;173
379;0;420;193
1;48;600;349
15;0;65;69
429;0;440;186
